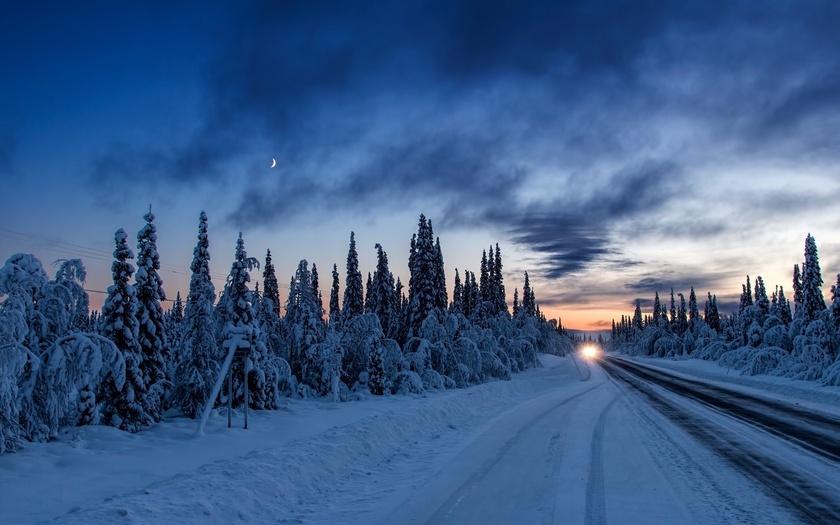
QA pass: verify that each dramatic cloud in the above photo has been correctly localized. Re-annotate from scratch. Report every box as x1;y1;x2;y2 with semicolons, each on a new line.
71;0;840;326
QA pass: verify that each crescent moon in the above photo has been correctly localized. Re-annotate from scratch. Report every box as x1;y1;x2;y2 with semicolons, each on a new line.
270;158;277;168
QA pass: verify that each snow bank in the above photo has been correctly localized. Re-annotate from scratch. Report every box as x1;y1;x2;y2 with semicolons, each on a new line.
627;356;840;417
1;355;574;524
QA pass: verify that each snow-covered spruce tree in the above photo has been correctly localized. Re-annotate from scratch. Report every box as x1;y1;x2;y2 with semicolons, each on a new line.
469;271;482;316
653;292;663;327
522;272;535;317
312;263;323;321
50;259;91;333
364;272;374;313
163;291;184;390
0;254;47;451
434;237;447;310
706;293;721;332
341;313;402;393
669;288;677;327
451;269;463;314
172;211;219;418
370;243;399;340
329;263;341;327
342;232;364;322
493;243;506;315
262;249;281;318
100;229;151;432
754;277;770;316
1;255;129;445
462;271;474;317
308;327;345;400
368;340;386;396
792;263;803;315
407;215;438;336
395;276;409;346
823;274;840;385
134;207;167;422
252;283;292;409
285;260;325;392
512;287;520;316
688;287;699;333
216;233;268;409
632;299;643;331
480;250;489;303
677;293;687;336
800;234;826;325
778;286;793;326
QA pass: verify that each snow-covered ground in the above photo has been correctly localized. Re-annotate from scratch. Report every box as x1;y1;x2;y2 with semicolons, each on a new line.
2;353;838;524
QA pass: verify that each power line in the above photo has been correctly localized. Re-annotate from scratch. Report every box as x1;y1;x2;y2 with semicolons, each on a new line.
2;228;289;290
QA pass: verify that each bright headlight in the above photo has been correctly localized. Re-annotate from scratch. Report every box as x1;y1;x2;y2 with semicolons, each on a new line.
581;345;598;359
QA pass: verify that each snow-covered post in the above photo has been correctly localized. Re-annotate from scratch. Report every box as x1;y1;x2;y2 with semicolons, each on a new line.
227;356;233;429
232;348;250;430
194;338;238;437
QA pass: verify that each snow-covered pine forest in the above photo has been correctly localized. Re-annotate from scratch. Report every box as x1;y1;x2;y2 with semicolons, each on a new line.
0;211;571;454
610;233;840;386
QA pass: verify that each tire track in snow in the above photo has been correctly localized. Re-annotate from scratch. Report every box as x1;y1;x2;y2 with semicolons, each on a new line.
603;359;840;525
584;394;619;525
611;357;840;462
425;381;606;525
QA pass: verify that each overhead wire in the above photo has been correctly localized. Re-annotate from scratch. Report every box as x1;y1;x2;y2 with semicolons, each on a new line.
1;228;291;301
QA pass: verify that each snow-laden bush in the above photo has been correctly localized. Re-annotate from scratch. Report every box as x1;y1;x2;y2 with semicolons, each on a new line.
30;334;125;438
741;346;788;376
762;324;792;351
746;322;764;348
787;342;833;381
0;341;34;453
653;334;682;357
695;341;732;361
718;347;751;372
821;357;840;386
341;314;383;390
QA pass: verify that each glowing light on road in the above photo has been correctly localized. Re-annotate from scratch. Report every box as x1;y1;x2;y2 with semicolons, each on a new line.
581;345;599;360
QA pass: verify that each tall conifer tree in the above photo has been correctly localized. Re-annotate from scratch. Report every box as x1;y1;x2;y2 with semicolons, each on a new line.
801;233;826;323
172;211;218;418
342;232;364;321
134;207;167;422
329;263;341;326
100;229;149;431
262;249;280;318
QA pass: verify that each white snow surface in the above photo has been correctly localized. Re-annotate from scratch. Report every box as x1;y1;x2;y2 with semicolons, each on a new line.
2;353;838;524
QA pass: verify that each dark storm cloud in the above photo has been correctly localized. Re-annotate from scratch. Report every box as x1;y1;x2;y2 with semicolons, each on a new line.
495;160;681;278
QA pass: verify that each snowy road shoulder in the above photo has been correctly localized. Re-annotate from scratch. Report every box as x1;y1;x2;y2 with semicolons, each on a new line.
0;354;575;524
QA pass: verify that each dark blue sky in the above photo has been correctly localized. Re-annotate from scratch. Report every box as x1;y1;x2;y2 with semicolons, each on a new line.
2;1;839;329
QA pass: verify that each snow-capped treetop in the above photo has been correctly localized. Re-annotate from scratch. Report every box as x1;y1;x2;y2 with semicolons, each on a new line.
219;233;259;328
188;211;214;305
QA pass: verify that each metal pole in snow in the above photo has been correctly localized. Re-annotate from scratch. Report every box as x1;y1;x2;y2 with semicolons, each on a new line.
227;362;233;429
244;357;249;430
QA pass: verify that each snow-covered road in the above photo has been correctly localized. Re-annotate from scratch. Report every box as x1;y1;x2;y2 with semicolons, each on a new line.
2;354;839;524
